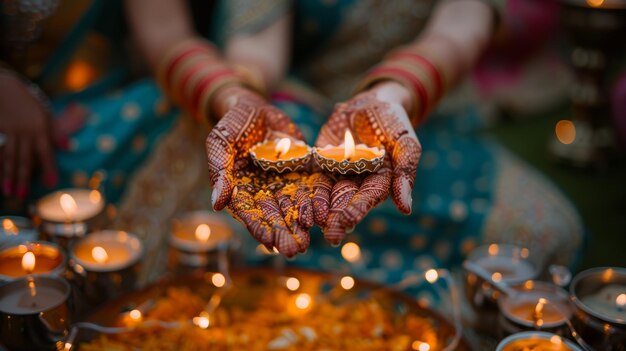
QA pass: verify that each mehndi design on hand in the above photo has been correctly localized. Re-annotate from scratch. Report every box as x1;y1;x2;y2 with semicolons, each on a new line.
315;92;421;244
206;88;326;257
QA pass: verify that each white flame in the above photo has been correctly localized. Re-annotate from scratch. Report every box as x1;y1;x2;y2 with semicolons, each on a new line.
344;130;356;160
22;252;36;273
92;246;109;264
60;193;78;218
617;294;626;307
195;224;211;242
275;138;291;158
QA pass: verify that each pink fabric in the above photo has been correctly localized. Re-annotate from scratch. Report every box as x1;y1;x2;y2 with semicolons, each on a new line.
472;0;560;96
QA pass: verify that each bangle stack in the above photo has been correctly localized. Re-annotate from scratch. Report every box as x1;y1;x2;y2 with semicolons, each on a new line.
157;38;264;124
354;46;444;127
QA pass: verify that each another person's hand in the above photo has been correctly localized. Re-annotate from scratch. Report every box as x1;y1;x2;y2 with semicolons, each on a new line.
315;82;422;244
206;86;325;256
0;72;58;199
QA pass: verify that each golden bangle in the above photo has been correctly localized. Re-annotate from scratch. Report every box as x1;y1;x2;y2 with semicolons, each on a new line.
198;76;243;125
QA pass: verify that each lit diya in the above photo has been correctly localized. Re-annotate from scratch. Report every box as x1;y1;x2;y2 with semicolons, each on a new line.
69;230;144;307
0;242;66;283
36;189;105;250
496;331;582;351
249;137;312;173
169;211;236;272
569;267;626;350
314;130;385;174
498;281;573;337
0;276;72;351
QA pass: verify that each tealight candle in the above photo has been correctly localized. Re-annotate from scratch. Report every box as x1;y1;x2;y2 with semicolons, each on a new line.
498;281;573;337
36;189;105;250
570;267;626;350
0;216;38;250
314;130;385;174
464;244;538;334
0;242;66;283
169;211;236;272
249;137;312;173
69;230;143;308
0;276;72;351
496;331;582;351
71;230;142;272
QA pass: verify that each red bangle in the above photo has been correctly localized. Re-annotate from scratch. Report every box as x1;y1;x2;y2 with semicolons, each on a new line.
190;68;237;114
368;66;429;121
388;52;443;99
164;46;213;90
175;59;213;101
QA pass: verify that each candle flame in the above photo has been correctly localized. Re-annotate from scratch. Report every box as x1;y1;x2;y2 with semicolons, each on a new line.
534;298;547;323
22;251;36;273
295;293;312;310
617;294;626;307
195;224;211;242
340;276;355;290
275;138;291;158
60;193;78;218
2;219;18;235
344;130;356;160
92;246;109;264
341;242;361;263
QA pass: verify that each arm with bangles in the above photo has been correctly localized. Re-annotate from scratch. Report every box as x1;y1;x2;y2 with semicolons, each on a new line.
316;0;496;244
130;4;320;257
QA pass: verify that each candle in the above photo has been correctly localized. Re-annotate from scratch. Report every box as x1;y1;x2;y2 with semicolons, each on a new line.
313;130;385;174
249;137;312;173
170;213;233;253
496;331;582;351
36;188;104;223
0;276;72;351
570;267;626;350
464;244;538;334
0;216;39;250
498;281;572;337
71;230;142;272
169;211;236;272
69;230;143;310
0;242;66;282
579;284;626;322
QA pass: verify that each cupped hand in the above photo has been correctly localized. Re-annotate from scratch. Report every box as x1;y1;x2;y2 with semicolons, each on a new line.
314;82;422;245
206;86;328;257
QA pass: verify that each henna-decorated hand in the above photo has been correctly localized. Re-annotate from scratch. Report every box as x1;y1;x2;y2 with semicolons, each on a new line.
206;86;328;257
315;82;422;245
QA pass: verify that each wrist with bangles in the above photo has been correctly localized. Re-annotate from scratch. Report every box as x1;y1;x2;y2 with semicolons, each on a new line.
156;38;266;126
354;45;445;128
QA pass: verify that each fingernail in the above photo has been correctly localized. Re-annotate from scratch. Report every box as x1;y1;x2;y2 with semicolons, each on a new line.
44;173;59;188
3;180;13;196
346;226;355;234
330;241;341;248
400;178;413;214
16;185;29;200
